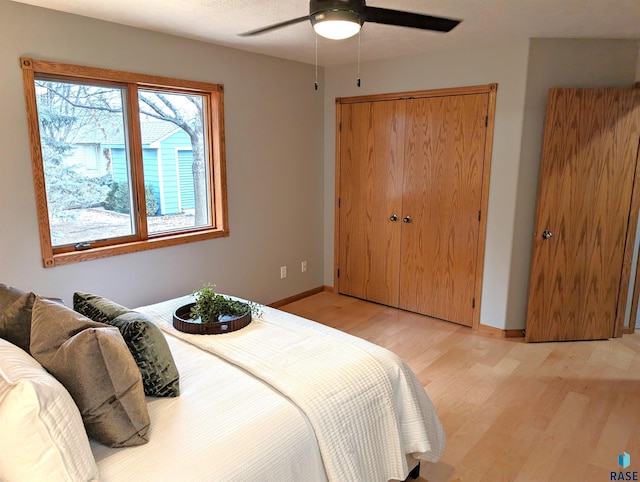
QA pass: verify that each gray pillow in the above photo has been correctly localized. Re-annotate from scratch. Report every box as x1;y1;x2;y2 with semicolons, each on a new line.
110;311;180;397
0;292;35;352
0;284;25;314
30;297;150;448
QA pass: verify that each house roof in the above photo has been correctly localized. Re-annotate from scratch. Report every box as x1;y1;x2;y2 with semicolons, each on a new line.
141;122;180;144
72;119;181;146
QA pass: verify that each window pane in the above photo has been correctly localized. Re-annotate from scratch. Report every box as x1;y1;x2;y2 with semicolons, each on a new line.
34;79;135;247
138;90;211;234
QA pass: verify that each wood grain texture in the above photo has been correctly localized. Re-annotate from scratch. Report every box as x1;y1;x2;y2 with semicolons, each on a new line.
20;58;55;267
400;94;488;326
29;57;223;93
615;104;640;336
526;89;640;342
338;100;405;306
281;291;640;482
337;83;497;105
472;87;498;330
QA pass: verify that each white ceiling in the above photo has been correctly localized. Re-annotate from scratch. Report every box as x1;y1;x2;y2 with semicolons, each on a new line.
11;0;640;66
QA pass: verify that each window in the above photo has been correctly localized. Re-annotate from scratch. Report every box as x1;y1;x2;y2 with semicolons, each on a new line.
21;58;228;267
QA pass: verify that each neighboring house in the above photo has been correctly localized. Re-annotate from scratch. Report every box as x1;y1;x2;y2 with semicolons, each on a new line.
70;121;195;216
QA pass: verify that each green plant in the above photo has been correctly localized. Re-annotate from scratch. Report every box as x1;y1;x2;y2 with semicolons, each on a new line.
103;181;129;213
190;283;262;323
103;181;158;215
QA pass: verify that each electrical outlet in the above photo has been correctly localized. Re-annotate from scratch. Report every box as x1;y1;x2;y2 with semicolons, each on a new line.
301;261;307;273
280;266;287;279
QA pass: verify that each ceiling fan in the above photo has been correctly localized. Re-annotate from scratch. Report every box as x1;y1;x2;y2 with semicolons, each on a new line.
240;0;461;40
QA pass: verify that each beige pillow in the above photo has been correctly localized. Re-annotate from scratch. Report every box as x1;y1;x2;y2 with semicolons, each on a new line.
30;297;150;447
0;338;99;482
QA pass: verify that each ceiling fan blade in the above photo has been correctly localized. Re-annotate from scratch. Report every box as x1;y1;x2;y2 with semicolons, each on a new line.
239;15;309;36
364;7;460;32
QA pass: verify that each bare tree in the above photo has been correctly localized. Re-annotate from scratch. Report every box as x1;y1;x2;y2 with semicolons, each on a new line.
138;92;208;225
39;81;209;224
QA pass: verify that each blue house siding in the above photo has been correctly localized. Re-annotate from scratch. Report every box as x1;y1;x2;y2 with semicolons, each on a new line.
109;147;127;185
156;129;192;214
141;148;160;215
108;146;162;215
103;128;195;216
177;149;195;210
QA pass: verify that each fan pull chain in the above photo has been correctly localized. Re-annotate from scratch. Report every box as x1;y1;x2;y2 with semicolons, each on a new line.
315;34;319;91
356;30;361;88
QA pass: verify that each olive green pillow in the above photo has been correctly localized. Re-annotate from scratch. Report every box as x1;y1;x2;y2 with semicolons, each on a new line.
73;291;130;324
0;292;35;352
74;291;180;397
30;297;150;448
110;311;180;397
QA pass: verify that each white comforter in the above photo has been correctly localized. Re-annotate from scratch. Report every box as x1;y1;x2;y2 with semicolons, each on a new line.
141;295;445;482
91;325;327;481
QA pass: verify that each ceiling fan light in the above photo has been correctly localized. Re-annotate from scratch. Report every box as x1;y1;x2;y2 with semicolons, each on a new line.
311;10;362;40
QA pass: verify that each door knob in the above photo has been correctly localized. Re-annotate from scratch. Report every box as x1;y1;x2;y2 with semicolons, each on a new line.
389;214;398;222
403;216;412;223
541;230;553;239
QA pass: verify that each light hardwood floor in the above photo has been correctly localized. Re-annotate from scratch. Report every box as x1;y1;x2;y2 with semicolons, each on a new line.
280;291;640;482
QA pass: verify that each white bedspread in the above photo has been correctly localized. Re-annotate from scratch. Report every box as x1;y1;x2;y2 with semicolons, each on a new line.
140;295;445;482
91;329;326;481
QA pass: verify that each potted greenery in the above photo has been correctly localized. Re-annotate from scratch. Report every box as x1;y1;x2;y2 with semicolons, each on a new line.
172;283;262;335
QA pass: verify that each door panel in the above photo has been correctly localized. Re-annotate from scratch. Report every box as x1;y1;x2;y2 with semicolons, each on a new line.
526;89;640;342
399;94;489;326
338;101;405;306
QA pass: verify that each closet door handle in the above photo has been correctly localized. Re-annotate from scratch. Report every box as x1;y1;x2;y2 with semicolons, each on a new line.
403;216;412;223
389;214;398;222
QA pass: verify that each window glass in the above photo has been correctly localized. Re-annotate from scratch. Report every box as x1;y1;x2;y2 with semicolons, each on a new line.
138;90;210;234
34;79;135;247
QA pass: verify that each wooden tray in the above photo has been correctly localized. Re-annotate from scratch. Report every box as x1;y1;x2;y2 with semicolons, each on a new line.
173;302;251;335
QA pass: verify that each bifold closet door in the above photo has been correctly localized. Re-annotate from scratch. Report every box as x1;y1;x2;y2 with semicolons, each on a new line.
338;100;406;306
399;94;489;326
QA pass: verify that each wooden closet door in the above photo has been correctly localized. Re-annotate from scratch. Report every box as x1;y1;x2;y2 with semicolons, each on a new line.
338;100;406;306
399;94;489;326
526;89;640;342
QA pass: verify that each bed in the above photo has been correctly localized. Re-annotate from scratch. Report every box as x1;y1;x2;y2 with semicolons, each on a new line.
0;287;445;482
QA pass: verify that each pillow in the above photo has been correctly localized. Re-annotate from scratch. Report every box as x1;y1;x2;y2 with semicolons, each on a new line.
0;338;99;482
0;283;25;313
74;292;180;398
73;291;130;324
30;297;150;448
0;291;35;352
110;311;180;397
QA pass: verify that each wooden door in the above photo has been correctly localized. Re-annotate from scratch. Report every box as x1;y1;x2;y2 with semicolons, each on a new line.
337;100;406;306
399;94;489;326
526;88;640;342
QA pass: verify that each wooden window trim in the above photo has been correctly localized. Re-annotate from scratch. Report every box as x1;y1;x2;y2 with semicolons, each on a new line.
20;58;229;268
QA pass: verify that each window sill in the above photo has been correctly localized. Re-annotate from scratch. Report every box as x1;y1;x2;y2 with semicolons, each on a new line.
43;228;229;268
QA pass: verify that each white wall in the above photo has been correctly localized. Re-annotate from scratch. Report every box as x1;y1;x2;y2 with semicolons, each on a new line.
0;0;325;307
323;38;640;330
